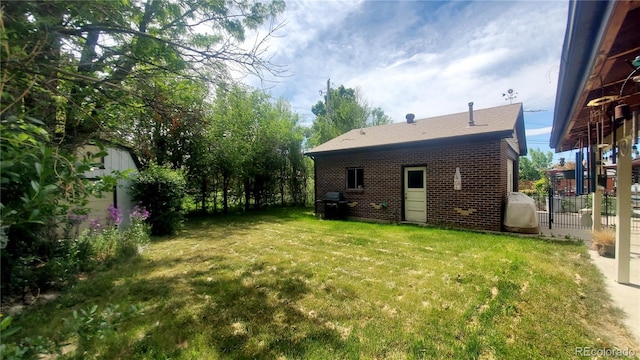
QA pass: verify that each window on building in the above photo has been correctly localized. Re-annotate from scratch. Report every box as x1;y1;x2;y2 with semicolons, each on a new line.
407;170;424;188
347;168;364;189
86;151;106;169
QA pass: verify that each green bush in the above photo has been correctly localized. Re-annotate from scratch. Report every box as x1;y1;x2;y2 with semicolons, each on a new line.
0;117;111;297
533;176;550;197
131;165;186;236
0;315;55;360
0;303;145;359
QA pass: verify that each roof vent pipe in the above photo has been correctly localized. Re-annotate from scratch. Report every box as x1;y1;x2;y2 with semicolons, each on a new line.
406;113;415;124
467;102;474;127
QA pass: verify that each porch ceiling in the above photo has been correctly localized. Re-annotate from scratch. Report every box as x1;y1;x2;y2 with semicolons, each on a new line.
551;1;640;152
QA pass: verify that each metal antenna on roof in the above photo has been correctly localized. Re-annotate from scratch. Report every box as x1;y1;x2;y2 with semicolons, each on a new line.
502;89;517;104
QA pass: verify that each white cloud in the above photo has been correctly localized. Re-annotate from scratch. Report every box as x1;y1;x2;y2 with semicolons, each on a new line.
526;126;553;136
239;0;569;147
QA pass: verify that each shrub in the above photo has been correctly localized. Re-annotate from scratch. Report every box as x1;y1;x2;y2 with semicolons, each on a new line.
0;117;112;298
77;205;151;265
131;165;186;236
63;303;145;357
533;176;550;197
0;315;55;359
0;303;145;359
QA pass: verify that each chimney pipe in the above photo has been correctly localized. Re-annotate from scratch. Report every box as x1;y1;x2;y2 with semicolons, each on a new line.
468;102;474;127
406;113;415;124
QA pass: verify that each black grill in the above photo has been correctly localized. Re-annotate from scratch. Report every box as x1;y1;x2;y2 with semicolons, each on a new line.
321;192;348;220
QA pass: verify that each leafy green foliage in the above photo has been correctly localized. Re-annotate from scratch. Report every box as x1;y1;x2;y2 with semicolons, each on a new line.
309;85;392;147
114;75;210;170
1;0;286;148
131;165;186;235
369;107;393;126
0;303;145;359
1;0;305;213
0;116;106;296
518;157;539;182
519;148;554;182
0;116;92;230
0;0;296;298
0;315;56;359
194;85;310;213
63;303;145;351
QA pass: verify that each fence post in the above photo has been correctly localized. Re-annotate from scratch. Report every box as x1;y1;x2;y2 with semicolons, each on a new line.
548;186;553;229
604;192;609;227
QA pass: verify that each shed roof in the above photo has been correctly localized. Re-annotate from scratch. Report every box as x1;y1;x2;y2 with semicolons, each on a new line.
306;103;525;155
82;141;143;170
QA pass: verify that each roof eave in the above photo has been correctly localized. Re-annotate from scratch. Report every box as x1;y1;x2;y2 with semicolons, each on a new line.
305;130;515;157
515;105;527;156
550;0;615;150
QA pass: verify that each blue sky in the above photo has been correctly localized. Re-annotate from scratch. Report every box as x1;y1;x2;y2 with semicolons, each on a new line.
243;0;570;160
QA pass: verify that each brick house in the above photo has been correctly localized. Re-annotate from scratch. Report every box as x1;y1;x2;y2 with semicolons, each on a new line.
306;102;527;232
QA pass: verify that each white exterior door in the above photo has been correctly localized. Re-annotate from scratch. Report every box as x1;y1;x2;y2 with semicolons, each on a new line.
404;166;427;222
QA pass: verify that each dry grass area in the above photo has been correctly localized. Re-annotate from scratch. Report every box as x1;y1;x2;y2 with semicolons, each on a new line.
9;208;639;359
592;228;617;246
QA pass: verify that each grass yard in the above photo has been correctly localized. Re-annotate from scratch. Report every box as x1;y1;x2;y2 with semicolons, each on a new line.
7;208;639;359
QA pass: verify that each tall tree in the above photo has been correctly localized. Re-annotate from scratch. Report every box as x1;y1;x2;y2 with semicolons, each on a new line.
208;85;308;212
368;107;393;127
1;0;285;149
309;85;392;147
113;74;209;169
519;148;554;182
210;84;255;213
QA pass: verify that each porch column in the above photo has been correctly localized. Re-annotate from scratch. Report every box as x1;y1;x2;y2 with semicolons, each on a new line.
615;135;632;284
592;147;602;232
592;186;602;232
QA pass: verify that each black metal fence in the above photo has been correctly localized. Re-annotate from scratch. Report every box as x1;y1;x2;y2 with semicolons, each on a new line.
531;190;639;231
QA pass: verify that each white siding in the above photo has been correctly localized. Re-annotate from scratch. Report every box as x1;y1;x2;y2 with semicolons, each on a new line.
80;145;139;228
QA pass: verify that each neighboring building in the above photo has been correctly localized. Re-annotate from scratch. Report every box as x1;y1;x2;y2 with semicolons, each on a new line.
306;102;527;232
79;144;141;229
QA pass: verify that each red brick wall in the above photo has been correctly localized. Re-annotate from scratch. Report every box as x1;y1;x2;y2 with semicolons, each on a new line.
313;138;513;231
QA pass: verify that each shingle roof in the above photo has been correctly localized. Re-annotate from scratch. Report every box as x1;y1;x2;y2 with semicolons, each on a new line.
306;103;525;155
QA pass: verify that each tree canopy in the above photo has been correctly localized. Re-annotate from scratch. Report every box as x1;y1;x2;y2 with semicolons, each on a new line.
519;148;554;182
0;0;307;298
1;0;285;148
308;85;392;147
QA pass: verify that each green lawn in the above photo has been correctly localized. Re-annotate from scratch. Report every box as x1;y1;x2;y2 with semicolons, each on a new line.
7;208;639;359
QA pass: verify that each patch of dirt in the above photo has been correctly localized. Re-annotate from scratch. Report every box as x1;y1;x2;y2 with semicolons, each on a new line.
0;289;60;316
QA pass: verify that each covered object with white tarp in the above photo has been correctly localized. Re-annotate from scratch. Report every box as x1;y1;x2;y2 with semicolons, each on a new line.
504;192;539;234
